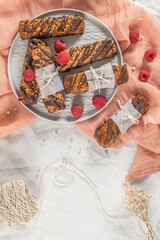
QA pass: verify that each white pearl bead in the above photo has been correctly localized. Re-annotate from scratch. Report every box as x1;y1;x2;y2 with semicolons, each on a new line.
131;66;136;71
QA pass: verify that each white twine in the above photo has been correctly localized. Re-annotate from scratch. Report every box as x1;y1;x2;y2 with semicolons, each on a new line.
90;66;112;92
0;180;38;228
36;67;59;90
118;100;139;124
54;164;75;187
37;161;139;225
37;160;120;224
35;160;158;238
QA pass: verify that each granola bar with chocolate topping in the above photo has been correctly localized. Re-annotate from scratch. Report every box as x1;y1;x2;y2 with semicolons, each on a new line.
19;39;41;105
54;38;117;72
63;64;128;94
19;16;85;40
30;38;66;113
95;95;149;148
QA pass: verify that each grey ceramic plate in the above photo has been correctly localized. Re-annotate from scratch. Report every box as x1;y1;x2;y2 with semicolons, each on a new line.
8;8;123;123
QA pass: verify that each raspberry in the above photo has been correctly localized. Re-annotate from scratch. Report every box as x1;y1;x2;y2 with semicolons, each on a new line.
144;49;157;61
129;32;139;43
139;70;150;82
54;39;66;53
71;104;83;117
57;52;70;65
24;68;35;81
92;95;107;108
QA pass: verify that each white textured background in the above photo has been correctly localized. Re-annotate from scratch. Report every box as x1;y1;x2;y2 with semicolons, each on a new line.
0;0;160;239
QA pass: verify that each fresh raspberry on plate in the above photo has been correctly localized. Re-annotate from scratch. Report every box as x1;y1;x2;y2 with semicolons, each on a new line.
139;70;150;82
92;95;107;108
144;49;157;61
57;52;70;65
71;104;83;117
129;32;139;43
24;68;35;81
54;39;66;53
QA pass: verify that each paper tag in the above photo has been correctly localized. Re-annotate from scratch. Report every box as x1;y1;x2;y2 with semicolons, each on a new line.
35;64;64;99
111;99;141;134
85;63;115;91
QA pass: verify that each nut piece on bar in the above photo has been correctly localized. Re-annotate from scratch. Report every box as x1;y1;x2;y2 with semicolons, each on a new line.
95;95;149;148
30;38;66;113
19;39;41;105
63;64;128;94
54;38;117;72
19;16;85;40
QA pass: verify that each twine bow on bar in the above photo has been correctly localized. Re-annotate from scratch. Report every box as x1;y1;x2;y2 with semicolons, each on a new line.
36;67;59;90
90;66;112;92
118;100;139;124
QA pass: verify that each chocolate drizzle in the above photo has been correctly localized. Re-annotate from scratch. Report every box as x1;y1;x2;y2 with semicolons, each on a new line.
107;119;113;143
77;44;96;66
64;72;88;93
45;95;66;110
65;74;77;93
43;18;55;36
132;96;145;114
117;64;127;85
57;16;68;31
24;20;29;31
65;76;73;93
24;79;37;91
37;45;52;58
32;19;42;35
20;87;35;105
26;51;32;64
27;26;33;34
101;39;114;58
70;16;83;32
40;18;48;33
78;73;87;89
30;39;53;69
32;59;46;68
29;38;38;48
90;38;113;62
37;53;53;64
95;118;121;148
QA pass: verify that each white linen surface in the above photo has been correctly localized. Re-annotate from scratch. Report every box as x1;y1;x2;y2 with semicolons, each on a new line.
0;0;160;239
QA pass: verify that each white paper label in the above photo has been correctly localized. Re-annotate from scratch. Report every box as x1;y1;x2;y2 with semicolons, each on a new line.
35;64;64;99
85;63;115;91
111;99;141;134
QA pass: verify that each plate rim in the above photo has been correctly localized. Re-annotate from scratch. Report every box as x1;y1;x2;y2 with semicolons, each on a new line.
8;8;123;124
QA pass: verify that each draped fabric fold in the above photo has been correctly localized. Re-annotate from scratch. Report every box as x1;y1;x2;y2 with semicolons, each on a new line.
0;0;160;181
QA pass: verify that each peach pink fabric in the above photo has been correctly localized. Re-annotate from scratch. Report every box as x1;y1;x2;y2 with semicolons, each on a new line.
0;0;160;181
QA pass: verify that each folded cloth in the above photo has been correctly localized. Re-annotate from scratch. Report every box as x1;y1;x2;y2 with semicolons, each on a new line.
0;0;160;181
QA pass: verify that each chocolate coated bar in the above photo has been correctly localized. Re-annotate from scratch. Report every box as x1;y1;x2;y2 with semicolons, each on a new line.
54;38;117;72
19;39;41;105
19;16;85;39
30;38;66;113
63;64;128;94
95;95;149;148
